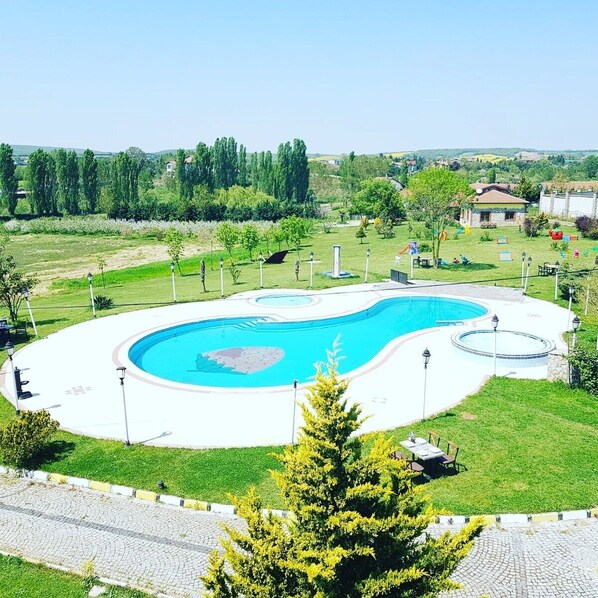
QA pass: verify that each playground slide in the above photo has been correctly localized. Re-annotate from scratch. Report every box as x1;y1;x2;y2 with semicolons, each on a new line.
398;244;411;254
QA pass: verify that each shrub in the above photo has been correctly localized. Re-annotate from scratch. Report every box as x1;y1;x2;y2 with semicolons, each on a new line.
93;295;114;310
560;240;569;252
0;410;59;467
480;222;497;229
574;216;593;234
479;231;493;242
569;345;598;396
418;242;431;252
550;241;559;251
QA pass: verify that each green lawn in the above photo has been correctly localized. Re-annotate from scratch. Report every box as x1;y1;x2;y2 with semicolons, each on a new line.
0;554;148;598
16;377;597;515
2;222;597;515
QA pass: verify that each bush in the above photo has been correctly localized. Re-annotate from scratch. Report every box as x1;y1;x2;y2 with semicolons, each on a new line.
418;242;431;252
0;410;59;467
569;345;598;396
93;295;114;310
480;222;497;229
479;231;493;242
574;216;594;234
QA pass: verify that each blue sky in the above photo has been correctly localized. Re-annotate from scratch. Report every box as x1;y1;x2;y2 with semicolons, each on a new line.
2;0;597;154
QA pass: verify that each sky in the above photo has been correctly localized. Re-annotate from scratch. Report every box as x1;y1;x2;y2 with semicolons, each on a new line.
2;0;598;155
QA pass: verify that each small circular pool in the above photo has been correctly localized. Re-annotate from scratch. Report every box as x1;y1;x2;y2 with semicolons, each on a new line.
451;330;555;366
255;294;314;307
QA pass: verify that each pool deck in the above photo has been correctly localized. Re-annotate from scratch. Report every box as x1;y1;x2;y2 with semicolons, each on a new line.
1;283;572;448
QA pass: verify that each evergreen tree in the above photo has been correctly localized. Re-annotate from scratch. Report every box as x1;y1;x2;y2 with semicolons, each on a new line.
213;137;239;190
81;149;99;213
202;351;483;597
0;143;18;215
27;149;58;215
258;151;274;195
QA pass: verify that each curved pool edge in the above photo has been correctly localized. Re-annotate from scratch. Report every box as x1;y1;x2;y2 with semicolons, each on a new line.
0;285;572;449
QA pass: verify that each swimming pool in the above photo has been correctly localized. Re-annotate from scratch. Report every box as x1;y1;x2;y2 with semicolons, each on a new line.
129;296;486;388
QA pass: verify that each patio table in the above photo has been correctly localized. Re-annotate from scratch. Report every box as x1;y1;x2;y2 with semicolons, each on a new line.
400;437;445;462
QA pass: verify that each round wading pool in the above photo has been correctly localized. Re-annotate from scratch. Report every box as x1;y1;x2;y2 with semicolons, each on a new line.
451;330;556;366
255;294;314;307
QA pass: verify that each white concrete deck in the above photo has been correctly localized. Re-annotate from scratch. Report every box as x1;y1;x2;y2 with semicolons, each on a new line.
1;283;571;448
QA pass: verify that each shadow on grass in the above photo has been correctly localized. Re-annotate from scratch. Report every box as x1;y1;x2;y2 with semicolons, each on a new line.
28;439;76;469
35;317;69;327
441;263;498;272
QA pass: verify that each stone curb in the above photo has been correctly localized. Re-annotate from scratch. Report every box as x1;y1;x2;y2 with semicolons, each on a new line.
3;465;597;525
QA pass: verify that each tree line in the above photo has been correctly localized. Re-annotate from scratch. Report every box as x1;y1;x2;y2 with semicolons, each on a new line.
0;138;313;222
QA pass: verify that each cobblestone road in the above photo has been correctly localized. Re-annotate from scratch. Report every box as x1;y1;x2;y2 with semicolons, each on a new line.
0;475;596;597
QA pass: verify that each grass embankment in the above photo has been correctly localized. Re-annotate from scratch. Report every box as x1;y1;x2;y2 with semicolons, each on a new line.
0;554;148;598
17;377;597;515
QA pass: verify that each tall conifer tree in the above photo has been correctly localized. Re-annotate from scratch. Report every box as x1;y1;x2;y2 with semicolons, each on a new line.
0;143;18;215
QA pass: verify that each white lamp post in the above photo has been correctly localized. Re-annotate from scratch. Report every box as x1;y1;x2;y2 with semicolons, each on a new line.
5;341;19;415
365;249;370;283
521;252;526;287
421;348;431;420
291;379;298;444
258;252;264;289
87;272;96;318
309;252;314;288
219;258;224;297
572;315;581;350
567;284;575;329
21;289;38;336
524;256;532;294
170;261;177;303
116;366;131;446
491;314;499;377
554;261;560;301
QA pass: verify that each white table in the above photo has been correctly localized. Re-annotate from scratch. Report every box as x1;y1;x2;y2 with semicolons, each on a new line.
400;437;445;461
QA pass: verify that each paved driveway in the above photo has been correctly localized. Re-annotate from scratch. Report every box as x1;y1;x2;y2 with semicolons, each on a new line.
0;476;596;597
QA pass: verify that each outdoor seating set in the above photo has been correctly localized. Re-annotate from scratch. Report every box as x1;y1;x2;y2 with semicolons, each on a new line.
537;262;559;276
390;431;459;478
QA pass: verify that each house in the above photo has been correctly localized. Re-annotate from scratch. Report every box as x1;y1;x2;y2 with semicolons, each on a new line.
374;177;404;191
166;160;176;174
515;151;542;162
460;184;528;227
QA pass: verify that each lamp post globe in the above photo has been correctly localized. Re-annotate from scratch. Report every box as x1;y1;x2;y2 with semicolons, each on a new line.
219;258;225;297
491;314;499;376
572;315;581;349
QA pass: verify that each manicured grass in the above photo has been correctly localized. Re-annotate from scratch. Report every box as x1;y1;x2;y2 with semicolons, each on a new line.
12;377;598;515
0;554;148;597
2;223;597;515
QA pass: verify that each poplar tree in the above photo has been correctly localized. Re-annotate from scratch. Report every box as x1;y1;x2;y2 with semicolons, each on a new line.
292;138;309;202
81;149;99;213
28;149;58;215
176;148;192;201
203;351;483;598
56;150;80;215
238;144;248;187
108;152;139;218
0;143;18;215
194;142;214;192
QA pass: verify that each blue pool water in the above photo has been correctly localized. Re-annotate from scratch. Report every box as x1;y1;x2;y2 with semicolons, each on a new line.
129;296;486;388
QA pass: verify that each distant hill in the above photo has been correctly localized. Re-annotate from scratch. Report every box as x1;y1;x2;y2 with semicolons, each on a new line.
10;144;114;157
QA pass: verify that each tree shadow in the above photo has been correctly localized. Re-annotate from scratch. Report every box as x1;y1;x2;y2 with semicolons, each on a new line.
442;263;498;272
34;317;69;327
27;439;76;469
